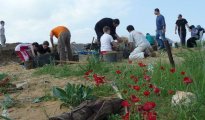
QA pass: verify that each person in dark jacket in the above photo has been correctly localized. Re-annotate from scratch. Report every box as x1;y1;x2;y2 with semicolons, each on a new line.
95;18;120;42
32;41;51;56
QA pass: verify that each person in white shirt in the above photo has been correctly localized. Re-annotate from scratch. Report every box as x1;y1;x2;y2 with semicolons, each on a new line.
100;26;114;53
127;25;153;60
0;21;6;47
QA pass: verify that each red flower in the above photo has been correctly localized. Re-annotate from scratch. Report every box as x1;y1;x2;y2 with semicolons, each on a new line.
160;66;165;70
143;102;156;111
183;77;193;84
116;70;122;74
149;84;154;89
168;90;175;95
93;74;105;86
84;70;93;76
133;85;141;91
144;75;151;82
121;100;131;107
130;95;140;103
143;90;150;97
122;112;129;120
170;68;176;73
181;71;186;75
138;62;147;67
144;112;157;120
154;88;161;94
130;75;135;79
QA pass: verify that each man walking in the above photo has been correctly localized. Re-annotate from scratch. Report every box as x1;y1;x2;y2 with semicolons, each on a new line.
50;26;73;62
0;21;6;47
175;14;189;46
154;8;166;50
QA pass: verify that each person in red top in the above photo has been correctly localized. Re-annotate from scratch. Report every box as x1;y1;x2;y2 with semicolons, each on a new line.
50;26;73;61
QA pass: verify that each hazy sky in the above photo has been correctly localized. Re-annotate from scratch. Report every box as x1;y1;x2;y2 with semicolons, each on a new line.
0;0;205;44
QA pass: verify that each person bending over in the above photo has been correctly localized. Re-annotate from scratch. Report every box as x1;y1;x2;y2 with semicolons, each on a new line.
127;25;154;60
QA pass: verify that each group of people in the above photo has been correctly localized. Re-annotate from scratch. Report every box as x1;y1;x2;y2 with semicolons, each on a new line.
2;8;205;65
15;26;73;64
175;14;205;48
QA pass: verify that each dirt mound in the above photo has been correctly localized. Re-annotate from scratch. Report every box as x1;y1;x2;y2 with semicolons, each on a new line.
0;43;21;66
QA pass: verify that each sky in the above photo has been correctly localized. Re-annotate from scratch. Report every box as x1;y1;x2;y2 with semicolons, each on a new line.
0;0;205;44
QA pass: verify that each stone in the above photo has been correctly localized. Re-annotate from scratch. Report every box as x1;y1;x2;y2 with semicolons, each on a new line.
16;81;28;89
171;91;196;106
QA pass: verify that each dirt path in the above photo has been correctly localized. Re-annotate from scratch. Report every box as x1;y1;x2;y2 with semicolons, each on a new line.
0;63;85;120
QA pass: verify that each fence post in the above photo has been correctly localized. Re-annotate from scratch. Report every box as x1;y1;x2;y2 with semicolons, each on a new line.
164;40;175;68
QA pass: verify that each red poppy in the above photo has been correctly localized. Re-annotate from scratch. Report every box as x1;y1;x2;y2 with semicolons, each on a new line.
83;75;90;80
144;75;151;82
138;62;147;67
133;85;141;91
154;88;161;94
144;112;157;120
160;66;165;70
130;95;140;103
116;70;122;74
170;68;176;73
143;102;156;111
183;77;193;84
168;90;175;95
84;70;93;76
144;90;150;96
121;100;131;107
181;71;186;75
93;74;105;86
149;84;154;89
130;75;135;79
122;112;129;120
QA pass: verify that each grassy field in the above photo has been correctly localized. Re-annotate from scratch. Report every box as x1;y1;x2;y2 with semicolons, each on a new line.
1;48;205;120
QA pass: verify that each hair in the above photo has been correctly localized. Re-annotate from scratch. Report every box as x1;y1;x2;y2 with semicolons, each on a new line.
178;14;182;17
189;25;195;30
43;41;49;46
0;21;5;24
146;33;150;35
32;42;39;48
127;25;135;31
103;26;111;33
155;8;160;12
113;19;120;25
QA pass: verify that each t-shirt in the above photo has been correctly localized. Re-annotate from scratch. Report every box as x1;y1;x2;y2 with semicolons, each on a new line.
176;19;188;32
156;15;166;30
15;44;32;51
50;26;69;38
34;45;51;55
0;25;5;36
128;31;150;47
95;18;117;39
100;33;114;51
146;34;155;45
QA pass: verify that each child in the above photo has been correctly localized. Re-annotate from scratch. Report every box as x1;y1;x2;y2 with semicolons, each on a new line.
187;25;198;48
0;21;6;47
100;26;114;54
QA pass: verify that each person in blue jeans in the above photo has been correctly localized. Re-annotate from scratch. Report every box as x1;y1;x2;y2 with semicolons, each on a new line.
154;8;166;50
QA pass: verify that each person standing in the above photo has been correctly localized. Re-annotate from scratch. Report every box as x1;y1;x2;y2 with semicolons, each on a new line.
50;26;73;62
0;21;6;47
175;14;189;46
154;8;166;50
95;18;120;42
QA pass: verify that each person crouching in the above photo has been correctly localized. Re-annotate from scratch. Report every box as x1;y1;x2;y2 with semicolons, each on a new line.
127;25;154;60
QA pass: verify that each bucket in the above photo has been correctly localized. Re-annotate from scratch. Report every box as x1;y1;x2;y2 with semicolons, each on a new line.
102;51;123;62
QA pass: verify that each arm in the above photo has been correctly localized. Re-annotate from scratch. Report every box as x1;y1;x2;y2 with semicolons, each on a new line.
50;32;54;48
162;16;166;32
30;46;36;57
175;24;178;34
